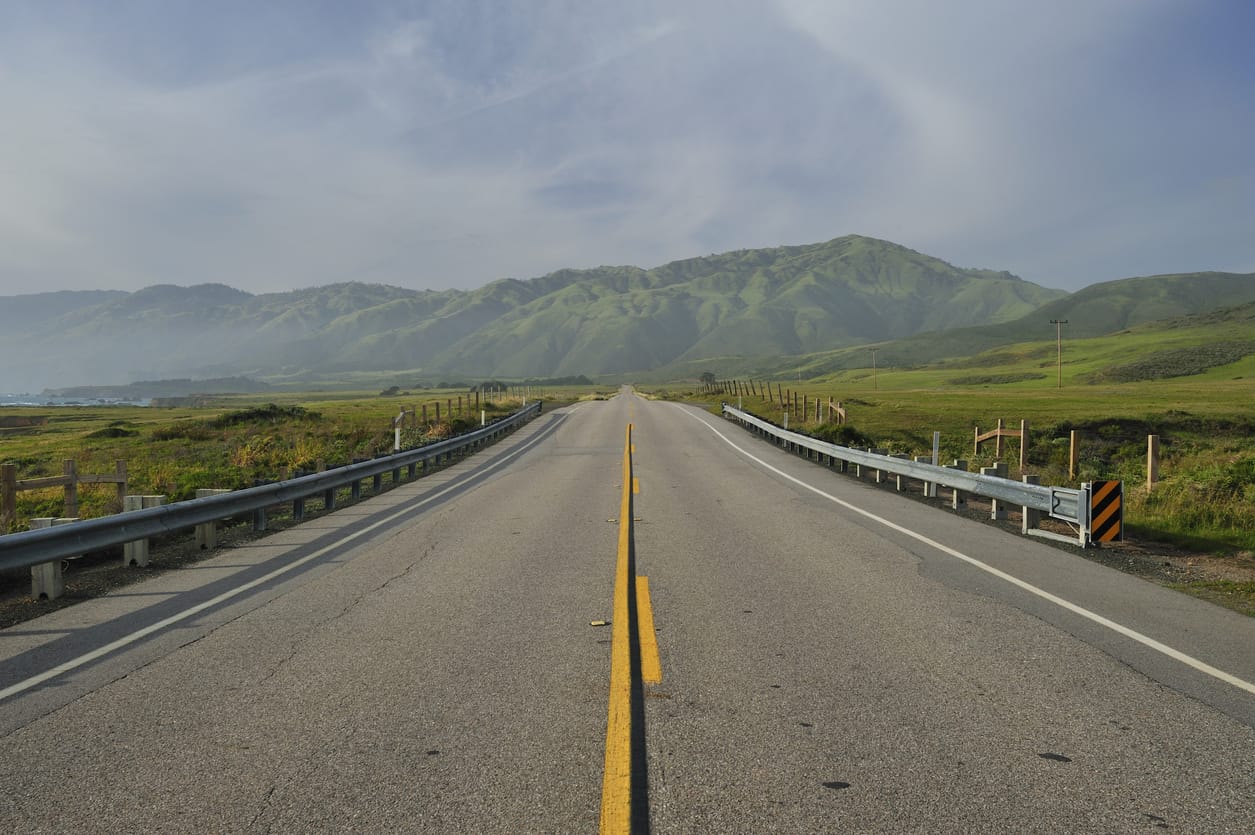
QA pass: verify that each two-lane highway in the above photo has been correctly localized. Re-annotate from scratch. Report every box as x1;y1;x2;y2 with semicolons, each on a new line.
2;390;1252;832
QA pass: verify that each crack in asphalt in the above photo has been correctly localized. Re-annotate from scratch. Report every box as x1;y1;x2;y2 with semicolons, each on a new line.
254;542;435;686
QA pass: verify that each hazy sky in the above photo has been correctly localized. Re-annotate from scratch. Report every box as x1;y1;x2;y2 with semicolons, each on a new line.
1;0;1252;296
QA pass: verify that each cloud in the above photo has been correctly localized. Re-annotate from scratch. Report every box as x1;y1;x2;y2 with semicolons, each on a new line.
0;0;1250;297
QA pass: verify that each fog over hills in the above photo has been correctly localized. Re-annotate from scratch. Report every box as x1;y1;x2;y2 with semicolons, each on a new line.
2;235;1249;392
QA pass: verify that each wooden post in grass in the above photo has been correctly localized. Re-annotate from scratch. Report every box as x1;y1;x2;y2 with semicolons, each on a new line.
1147;435;1160;491
1;463;15;532
1018;420;1029;472
113;460;127;513
63;459;78;519
1069;430;1078;480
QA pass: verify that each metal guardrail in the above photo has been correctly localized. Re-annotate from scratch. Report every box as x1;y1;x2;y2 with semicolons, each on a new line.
0;402;542;571
722;404;1091;544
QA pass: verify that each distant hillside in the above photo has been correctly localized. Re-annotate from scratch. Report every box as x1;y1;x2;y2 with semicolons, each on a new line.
0;289;125;332
16;240;1254;391
748;270;1255;379
422;237;1063;376
0;236;1071;390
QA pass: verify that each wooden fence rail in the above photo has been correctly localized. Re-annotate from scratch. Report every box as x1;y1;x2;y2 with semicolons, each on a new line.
1;459;127;532
975;419;1029;472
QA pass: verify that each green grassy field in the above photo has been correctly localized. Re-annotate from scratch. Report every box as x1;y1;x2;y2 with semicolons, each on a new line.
649;308;1255;557
0;387;593;531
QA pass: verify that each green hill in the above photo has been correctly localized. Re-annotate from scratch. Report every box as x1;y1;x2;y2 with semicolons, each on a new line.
739;270;1255;380
5;236;1253;392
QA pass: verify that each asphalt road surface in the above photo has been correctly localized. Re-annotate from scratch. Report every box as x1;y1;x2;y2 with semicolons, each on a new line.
2;390;1252;833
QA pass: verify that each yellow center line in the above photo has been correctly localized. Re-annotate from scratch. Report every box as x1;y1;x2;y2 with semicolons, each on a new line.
600;424;635;834
600;423;664;833
636;576;661;685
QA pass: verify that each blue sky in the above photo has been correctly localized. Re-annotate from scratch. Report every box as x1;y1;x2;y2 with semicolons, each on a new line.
1;0;1251;296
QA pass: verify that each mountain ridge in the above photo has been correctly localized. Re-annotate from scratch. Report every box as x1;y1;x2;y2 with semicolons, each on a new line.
2;235;1247;391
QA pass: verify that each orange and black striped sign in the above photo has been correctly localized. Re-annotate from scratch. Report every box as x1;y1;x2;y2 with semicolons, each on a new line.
1089;480;1123;543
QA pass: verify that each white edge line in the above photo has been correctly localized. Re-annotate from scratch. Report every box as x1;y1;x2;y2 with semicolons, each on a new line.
680;406;1255;698
0;416;562;702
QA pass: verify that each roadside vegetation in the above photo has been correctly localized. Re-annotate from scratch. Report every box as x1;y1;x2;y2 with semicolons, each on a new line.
0;388;570;530
639;307;1255;615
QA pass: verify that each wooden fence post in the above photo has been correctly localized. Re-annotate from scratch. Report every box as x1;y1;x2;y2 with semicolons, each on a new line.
1;463;15;532
1020;419;1029;472
114;460;128;513
63;459;78;519
1069;430;1078;480
1147;435;1160;491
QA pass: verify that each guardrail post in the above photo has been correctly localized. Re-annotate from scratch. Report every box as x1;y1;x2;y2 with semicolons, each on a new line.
30;517;76;599
892;455;911;491
195;488;232;549
983;463;1009;519
914;456;932;496
1021;475;1041;534
947;460;968;509
373;472;383;493
351;461;364;500
123;494;166;566
251;480;270;532
872;450;887;483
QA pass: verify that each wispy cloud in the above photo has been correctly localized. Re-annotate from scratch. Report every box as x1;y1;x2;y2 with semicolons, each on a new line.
0;0;1250;295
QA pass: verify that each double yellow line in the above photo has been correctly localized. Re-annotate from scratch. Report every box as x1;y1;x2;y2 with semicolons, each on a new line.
600;424;661;834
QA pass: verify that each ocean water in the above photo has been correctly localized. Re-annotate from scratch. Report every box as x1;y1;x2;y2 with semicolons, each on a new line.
0;393;151;407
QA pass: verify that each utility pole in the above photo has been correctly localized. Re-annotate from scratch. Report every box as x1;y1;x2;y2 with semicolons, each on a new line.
1050;319;1068;389
870;348;878;391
